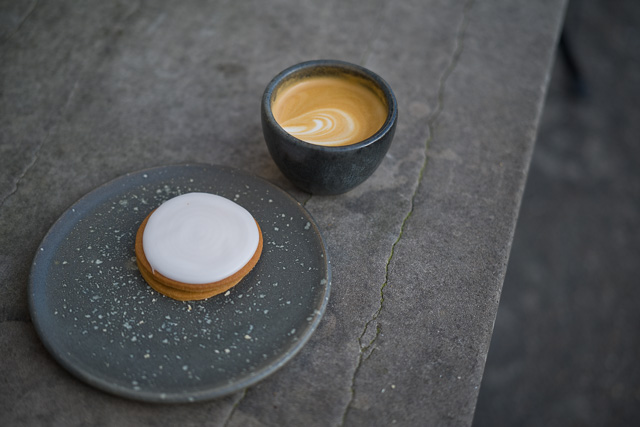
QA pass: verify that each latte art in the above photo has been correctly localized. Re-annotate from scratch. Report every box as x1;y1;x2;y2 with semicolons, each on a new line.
282;108;357;146
272;76;387;146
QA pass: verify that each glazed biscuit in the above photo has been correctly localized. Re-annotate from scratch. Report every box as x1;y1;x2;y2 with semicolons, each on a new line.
135;214;263;301
134;193;263;301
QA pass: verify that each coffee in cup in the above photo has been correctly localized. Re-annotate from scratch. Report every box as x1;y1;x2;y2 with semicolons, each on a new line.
271;75;388;147
262;60;398;195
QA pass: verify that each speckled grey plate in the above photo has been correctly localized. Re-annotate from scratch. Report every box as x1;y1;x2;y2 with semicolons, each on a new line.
29;164;330;403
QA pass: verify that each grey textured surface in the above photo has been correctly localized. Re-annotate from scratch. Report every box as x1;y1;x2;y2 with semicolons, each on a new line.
474;0;640;426
1;0;565;425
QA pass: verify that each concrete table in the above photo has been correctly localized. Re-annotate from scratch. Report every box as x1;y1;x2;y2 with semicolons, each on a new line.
0;0;566;425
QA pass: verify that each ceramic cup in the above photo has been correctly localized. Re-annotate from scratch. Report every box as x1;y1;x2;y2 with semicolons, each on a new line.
261;60;398;195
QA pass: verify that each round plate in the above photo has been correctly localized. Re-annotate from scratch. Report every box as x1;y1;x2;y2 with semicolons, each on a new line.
29;164;330;403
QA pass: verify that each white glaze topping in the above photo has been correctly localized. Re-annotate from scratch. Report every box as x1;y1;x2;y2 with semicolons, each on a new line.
142;192;260;285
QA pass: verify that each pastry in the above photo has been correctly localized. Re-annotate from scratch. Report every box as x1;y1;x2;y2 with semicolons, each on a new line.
135;192;263;301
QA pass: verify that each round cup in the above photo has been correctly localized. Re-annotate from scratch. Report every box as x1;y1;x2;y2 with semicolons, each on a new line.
261;60;398;195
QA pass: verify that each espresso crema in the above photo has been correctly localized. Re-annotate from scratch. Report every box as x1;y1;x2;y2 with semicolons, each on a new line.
272;75;387;146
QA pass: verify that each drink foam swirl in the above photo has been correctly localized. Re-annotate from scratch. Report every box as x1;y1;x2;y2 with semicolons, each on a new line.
272;76;387;147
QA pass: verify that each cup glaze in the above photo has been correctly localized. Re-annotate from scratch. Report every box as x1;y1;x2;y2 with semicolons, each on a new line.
261;60;398;195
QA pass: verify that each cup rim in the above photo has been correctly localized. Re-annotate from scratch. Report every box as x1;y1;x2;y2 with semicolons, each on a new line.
262;59;398;152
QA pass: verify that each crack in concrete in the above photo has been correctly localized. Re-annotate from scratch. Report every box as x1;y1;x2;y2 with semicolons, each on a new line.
301;192;313;207
222;388;247;427
338;0;475;424
0;136;45;213
0;0;39;45
0;72;81;214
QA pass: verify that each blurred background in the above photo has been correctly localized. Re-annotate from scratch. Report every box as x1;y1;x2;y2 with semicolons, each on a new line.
474;0;640;426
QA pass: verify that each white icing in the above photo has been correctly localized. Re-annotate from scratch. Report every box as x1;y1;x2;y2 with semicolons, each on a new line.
142;192;260;284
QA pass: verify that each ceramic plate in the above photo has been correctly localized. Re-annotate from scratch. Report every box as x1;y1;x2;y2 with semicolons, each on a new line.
29;164;330;403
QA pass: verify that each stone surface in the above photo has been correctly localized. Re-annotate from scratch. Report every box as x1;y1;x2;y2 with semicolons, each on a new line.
0;0;565;425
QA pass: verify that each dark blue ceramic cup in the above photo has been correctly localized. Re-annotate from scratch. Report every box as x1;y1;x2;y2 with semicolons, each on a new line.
261;60;397;195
